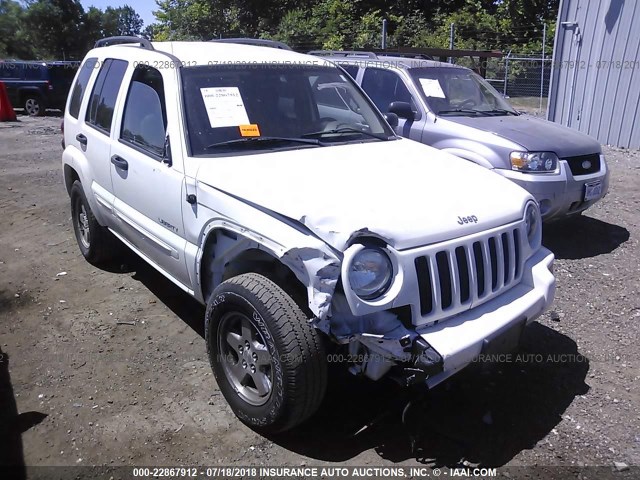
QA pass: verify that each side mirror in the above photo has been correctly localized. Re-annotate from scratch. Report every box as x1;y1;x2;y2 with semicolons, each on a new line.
384;112;399;128
388;101;415;120
162;135;172;167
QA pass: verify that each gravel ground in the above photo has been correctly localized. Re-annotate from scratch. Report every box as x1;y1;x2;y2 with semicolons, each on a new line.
0;115;638;478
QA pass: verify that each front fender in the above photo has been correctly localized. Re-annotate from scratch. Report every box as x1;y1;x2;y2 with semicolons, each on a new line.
190;183;342;321
438;147;495;170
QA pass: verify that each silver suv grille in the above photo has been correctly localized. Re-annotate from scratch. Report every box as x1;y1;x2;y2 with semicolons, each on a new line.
413;225;524;323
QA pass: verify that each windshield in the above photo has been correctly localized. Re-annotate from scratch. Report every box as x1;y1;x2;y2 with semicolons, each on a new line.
181;64;396;156
410;67;518;116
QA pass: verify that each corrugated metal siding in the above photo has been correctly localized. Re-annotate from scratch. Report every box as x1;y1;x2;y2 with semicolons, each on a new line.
548;0;640;148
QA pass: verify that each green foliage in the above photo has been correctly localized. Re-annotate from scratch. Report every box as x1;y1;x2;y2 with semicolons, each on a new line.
22;0;87;59
153;0;222;40
0;0;31;59
0;0;144;60
142;23;163;41
102;6;144;37
225;0;558;52
0;0;560;60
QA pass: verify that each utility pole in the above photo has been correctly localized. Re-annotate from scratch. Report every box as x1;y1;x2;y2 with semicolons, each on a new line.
381;19;388;50
540;22;547;112
448;23;455;63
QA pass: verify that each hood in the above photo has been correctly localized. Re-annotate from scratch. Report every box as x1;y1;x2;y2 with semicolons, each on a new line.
196;139;531;251
446;115;602;158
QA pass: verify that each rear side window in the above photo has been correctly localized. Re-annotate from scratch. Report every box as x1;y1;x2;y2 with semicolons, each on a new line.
120;66;167;158
69;58;97;119
86;59;128;134
23;64;46;81
0;63;22;79
341;65;359;79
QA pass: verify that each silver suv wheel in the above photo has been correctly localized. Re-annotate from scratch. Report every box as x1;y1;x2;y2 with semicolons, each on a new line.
218;311;274;406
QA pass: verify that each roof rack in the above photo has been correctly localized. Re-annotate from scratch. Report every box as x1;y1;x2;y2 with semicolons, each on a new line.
309;50;378;58
94;36;154;50
377;52;434;60
210;38;292;51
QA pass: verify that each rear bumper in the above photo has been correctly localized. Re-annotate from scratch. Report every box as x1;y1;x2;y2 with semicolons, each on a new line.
497;157;609;221
417;247;555;388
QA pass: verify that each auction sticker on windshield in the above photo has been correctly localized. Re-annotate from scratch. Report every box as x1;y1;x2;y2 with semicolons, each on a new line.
239;124;261;137
200;87;250;128
419;78;446;98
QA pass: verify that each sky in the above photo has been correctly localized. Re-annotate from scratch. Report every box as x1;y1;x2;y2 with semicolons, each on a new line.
81;0;158;28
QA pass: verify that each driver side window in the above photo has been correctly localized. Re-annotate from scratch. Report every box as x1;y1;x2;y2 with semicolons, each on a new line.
120;66;167;159
361;68;416;114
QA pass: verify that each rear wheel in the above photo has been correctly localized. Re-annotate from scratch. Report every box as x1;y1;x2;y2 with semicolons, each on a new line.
205;273;327;433
70;180;119;264
23;95;45;116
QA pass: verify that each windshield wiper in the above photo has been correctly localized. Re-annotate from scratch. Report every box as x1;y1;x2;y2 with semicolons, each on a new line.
437;109;492;117
301;127;392;141
205;136;322;150
482;109;520;116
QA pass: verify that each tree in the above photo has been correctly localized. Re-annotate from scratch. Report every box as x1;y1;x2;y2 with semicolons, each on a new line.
141;23;162;41
150;0;561;53
81;6;106;49
102;5;144;37
0;0;32;59
1;0;147;60
154;0;225;40
22;0;87;59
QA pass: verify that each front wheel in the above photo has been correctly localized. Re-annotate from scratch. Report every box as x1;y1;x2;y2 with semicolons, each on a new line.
205;273;327;433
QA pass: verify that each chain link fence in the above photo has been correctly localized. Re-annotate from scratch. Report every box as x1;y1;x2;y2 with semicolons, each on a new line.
469;53;552;117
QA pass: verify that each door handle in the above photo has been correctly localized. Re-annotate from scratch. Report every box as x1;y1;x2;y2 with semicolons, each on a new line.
111;155;128;171
76;133;87;146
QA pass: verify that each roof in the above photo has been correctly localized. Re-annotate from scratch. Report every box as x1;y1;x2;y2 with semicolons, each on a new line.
87;40;474;74
89;41;328;68
318;54;467;71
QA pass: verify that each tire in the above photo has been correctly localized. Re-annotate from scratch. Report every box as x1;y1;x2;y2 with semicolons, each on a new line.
23;95;45;116
205;273;327;433
70;180;119;265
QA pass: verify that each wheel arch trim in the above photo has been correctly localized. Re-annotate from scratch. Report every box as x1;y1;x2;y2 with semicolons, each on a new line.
195;221;341;325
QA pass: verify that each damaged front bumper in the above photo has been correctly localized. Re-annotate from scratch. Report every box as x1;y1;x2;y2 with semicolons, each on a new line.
332;247;555;387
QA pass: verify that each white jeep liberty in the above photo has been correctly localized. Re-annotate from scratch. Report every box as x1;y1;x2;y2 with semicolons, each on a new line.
62;37;556;433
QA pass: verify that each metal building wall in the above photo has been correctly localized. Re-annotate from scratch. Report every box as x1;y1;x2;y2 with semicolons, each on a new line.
548;0;640;148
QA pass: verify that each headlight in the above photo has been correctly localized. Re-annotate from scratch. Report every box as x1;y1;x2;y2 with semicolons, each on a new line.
348;247;393;300
510;151;559;173
524;202;541;247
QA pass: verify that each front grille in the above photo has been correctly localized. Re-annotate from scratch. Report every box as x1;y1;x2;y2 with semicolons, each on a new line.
565;153;601;176
414;227;523;318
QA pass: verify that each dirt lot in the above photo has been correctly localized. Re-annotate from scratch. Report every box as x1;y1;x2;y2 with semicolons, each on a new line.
1;115;639;476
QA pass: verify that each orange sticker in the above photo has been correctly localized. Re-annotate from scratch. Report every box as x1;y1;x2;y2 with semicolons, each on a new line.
239;124;261;137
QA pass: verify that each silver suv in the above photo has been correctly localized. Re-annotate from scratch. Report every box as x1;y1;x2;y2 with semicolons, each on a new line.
62;37;555;433
313;51;610;222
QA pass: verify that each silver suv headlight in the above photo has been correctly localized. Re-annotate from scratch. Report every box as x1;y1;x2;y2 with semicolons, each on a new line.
510;151;559;173
524;202;542;248
348;247;393;300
